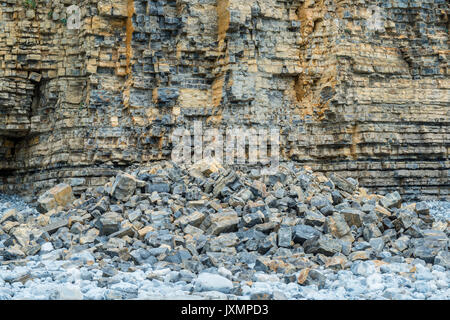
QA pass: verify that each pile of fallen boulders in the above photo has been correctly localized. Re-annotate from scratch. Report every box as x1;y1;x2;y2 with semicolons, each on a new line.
0;159;448;287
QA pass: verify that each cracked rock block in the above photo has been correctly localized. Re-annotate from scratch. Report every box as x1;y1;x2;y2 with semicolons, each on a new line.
37;184;74;212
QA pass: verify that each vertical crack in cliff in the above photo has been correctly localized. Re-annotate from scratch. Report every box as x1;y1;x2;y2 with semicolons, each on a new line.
207;0;230;124
295;0;337;121
350;123;360;160
126;0;135;76
123;0;135;111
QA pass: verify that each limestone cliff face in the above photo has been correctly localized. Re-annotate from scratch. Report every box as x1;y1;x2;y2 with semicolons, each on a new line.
0;0;448;200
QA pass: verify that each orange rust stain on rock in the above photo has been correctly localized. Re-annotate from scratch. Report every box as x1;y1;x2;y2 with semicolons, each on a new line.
126;0;135;76
294;0;337;121
123;0;135;110
297;268;310;284
212;0;231;109
350;124;360;160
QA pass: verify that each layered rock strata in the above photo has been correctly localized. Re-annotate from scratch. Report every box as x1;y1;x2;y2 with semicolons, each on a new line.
0;0;448;200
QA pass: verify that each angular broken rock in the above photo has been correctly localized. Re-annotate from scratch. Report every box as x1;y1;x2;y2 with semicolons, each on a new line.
328;173;357;193
0;209;19;224
369;237;385;252
363;223;382;241
411;230;447;263
174;211;205;229
397;210;417;229
38;184;74;212
194;273;233;294
325;213;351;239
137;225;154;239
349;250;372;261
213;171;238;197
435;250;450;269
415;202;430;214
111;173;138;202
303;235;342;256
145;183;170;194
242;211;265;228
380;191;402;209
325;255;348;270
297;268;310;285
340;208;364;227
207;211;240;235
207;233;239;252
374;205;391;217
3;246;26;260
254;221;278;234
310;195;330;209
95;217;120;236
10;226;33;247
77;224;98;243
305;269;327;289
57;285;83;300
41;218;70;235
92;197;109;214
149;210;172;229
188;157;223;178
109;226;136;239
304;210;326;226
22;244;41;256
277;226;292;248
293;225;321;244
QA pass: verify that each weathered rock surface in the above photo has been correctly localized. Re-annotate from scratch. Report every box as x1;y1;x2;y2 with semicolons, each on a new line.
0;0;448;201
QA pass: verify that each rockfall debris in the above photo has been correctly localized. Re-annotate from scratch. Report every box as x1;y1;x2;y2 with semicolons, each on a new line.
0;160;448;299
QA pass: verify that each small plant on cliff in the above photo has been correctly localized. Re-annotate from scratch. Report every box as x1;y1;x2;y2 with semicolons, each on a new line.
22;0;37;9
